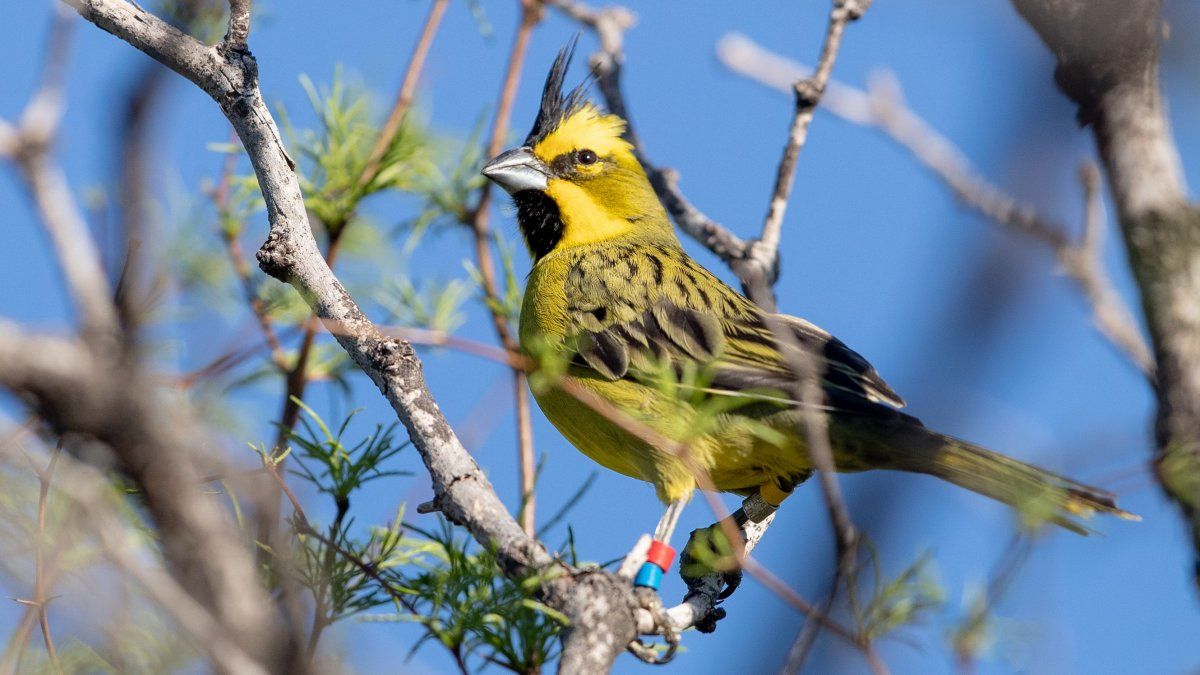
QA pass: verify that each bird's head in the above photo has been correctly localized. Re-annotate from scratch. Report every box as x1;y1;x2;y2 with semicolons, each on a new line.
481;42;671;262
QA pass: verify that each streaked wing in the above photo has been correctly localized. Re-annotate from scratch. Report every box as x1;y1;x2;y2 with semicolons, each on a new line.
570;295;905;414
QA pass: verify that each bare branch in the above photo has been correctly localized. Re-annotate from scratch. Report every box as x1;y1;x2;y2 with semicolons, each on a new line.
1012;0;1200;586
750;0;872;310
717;33;1155;376
222;0;251;54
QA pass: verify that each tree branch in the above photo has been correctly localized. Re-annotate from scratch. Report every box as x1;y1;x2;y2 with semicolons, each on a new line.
748;0;872;310
1011;0;1200;585
717;32;1155;376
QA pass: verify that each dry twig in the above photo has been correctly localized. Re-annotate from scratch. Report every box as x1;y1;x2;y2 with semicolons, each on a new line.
717;32;1154;376
466;0;545;538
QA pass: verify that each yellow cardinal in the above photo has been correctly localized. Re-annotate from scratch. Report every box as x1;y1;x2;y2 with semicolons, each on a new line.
482;45;1132;555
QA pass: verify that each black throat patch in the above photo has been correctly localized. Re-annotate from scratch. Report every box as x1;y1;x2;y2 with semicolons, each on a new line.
513;190;564;261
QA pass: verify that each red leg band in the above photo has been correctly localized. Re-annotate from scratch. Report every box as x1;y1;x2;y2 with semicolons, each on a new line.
646;540;676;571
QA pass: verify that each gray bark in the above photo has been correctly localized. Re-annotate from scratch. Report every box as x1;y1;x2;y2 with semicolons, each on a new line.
1014;0;1200;587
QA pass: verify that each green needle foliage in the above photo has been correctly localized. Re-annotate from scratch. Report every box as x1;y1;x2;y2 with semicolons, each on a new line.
372;520;568;675
272;403;570;672
283;69;439;233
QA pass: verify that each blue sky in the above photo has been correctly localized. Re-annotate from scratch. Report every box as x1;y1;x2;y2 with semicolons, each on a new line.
2;1;1199;673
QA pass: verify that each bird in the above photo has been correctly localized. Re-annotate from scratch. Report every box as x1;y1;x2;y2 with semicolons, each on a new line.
481;43;1134;587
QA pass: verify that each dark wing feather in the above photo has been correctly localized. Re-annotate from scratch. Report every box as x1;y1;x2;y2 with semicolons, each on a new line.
568;299;905;415
561;243;904;415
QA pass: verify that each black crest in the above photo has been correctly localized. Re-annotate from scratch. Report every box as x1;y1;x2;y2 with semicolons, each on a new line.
525;36;590;147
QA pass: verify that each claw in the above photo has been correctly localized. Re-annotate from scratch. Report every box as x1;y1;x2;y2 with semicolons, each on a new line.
628;587;680;664
717;568;743;600
693;607;727;634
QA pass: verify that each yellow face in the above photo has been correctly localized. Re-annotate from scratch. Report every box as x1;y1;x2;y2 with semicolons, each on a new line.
529;104;661;251
482;103;671;260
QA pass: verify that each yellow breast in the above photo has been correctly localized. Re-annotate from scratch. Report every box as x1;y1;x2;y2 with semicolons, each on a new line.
519;252;809;502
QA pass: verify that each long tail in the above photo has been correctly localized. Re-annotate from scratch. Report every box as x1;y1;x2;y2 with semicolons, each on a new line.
884;425;1139;534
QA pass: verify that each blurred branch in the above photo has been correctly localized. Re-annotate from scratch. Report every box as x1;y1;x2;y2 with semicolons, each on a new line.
9;436;271;675
31;442;63;670
1012;0;1200;588
2;6;297;670
0;318;293;671
0;436;72;673
717;32;1155;377
468;0;544;538
952;534;1032;671
1;9;119;344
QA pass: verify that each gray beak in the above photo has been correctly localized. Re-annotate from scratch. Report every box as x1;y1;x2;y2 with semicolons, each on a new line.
481;147;550;194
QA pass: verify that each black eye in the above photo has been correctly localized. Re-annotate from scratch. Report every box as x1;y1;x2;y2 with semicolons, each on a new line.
577;149;598;165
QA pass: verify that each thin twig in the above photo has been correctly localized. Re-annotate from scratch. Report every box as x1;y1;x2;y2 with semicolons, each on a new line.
32;441;63;671
209;140;289;372
221;0;250;53
469;0;544;537
749;0;872;310
358;0;450;191
717;34;1154;376
952;534;1032;673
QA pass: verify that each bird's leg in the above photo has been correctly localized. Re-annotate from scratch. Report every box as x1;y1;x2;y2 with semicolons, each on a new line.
632;499;686;590
626;499;687;664
680;475;808;604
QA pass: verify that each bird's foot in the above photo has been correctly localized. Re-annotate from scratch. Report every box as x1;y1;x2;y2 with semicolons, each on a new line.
627;586;680;664
680;522;744;598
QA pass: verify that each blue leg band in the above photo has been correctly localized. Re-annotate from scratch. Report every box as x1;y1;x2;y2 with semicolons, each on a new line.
634;562;665;589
